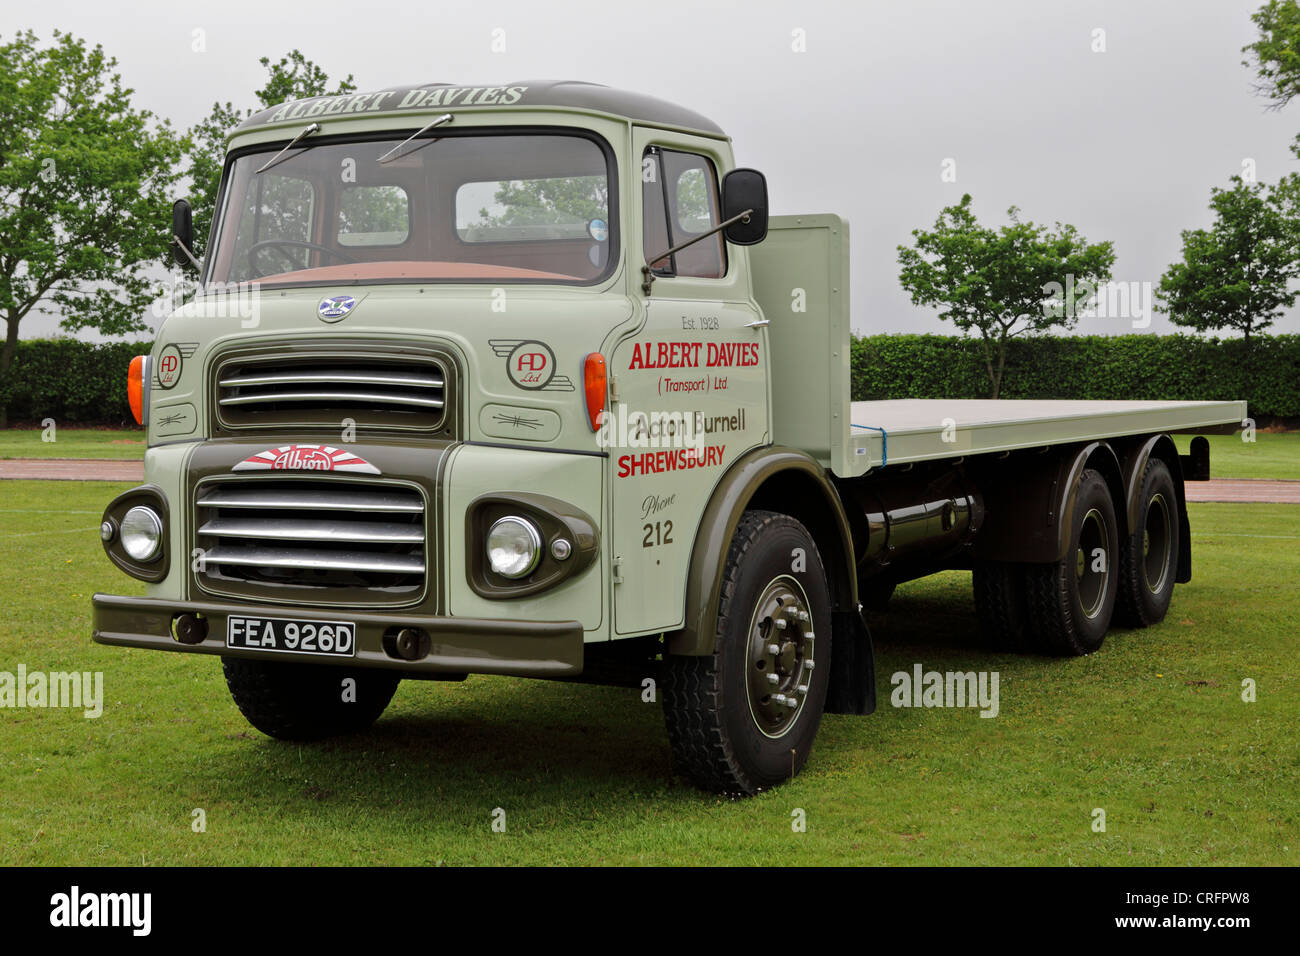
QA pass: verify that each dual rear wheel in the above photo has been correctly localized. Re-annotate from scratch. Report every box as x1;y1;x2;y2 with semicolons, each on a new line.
974;461;1179;656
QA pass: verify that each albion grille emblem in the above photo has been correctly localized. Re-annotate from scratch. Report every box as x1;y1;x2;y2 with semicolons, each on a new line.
233;445;380;474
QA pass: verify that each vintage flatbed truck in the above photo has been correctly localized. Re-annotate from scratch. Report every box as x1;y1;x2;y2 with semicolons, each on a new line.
93;80;1245;795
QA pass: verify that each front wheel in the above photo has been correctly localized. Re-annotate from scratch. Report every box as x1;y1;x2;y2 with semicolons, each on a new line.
663;510;832;795
222;657;400;741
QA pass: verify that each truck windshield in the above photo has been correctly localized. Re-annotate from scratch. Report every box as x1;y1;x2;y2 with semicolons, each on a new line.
206;131;615;287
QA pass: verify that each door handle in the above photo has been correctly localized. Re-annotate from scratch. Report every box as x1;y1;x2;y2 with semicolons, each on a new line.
745;319;770;328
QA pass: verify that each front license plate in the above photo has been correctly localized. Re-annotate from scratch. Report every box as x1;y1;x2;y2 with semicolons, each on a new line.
227;615;356;658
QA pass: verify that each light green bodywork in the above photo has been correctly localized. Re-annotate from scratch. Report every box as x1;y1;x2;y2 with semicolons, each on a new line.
752;215;854;474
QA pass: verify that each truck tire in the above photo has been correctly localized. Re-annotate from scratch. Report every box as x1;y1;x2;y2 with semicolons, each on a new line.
1114;458;1180;628
662;510;832;796
222;657;400;741
1023;468;1119;656
972;561;1030;651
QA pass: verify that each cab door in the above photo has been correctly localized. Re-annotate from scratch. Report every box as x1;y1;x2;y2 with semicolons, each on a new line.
610;128;769;636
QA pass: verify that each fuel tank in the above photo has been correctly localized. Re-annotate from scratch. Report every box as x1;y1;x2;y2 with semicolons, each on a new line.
835;465;985;586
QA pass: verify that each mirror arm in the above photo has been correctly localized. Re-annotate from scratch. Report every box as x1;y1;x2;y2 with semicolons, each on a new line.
172;234;203;273
641;208;753;295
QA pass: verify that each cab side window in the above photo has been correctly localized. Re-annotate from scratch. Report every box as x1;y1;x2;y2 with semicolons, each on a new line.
642;146;725;279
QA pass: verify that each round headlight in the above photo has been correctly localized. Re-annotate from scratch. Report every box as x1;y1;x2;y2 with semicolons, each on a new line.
120;506;163;562
486;516;542;579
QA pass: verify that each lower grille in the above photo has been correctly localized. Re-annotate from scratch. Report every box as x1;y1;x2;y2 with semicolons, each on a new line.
194;478;426;602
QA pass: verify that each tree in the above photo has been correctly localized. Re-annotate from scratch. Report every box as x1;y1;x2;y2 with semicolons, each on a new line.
469;175;608;234
0;30;183;426
1157;175;1300;348
253;51;354;113
185;50;354;258
1244;1;1300;113
184;100;247;262
897;194;1115;398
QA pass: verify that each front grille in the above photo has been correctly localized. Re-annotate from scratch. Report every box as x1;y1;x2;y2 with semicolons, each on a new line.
194;478;427;603
215;353;447;432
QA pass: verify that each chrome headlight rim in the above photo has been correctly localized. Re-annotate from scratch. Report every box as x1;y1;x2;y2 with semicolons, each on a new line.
486;515;543;580
120;505;164;562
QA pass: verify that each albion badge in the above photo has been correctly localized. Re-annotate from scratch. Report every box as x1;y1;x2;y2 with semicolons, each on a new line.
233;445;380;474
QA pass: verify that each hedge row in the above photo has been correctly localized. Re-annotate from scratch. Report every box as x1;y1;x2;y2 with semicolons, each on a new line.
851;334;1300;418
0;339;152;426
1;333;1295;424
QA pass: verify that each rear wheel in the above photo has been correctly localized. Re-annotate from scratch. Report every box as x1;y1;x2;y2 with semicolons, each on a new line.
663;510;831;795
223;657;400;741
1115;459;1180;628
1024;468;1119;656
973;561;1031;651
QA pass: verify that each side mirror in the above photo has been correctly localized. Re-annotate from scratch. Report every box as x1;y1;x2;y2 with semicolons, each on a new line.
172;199;195;269
721;168;768;246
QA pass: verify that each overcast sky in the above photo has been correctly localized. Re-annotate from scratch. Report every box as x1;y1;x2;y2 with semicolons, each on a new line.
16;0;1300;340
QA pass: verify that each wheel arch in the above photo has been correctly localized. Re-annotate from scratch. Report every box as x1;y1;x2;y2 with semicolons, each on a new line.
1064;441;1127;558
1115;433;1191;583
665;445;875;714
668;445;857;657
970;440;1125;565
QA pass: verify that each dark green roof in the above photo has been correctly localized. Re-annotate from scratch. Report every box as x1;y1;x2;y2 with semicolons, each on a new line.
236;80;726;137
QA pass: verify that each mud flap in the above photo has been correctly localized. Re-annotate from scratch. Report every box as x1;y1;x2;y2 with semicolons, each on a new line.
826;605;876;715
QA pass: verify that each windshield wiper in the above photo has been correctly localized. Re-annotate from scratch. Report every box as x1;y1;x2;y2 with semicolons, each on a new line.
377;113;454;165
255;122;322;174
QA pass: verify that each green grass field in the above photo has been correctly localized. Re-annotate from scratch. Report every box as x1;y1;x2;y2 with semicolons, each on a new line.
0;428;144;460
1;427;1296;480
1173;431;1300;480
0;479;1295;865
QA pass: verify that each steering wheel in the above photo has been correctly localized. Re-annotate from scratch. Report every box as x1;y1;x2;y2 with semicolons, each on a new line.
246;239;357;274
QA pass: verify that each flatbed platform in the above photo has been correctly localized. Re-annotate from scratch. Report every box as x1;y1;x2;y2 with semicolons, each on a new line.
842;399;1247;475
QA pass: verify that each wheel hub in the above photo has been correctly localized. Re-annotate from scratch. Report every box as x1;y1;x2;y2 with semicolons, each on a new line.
746;576;816;739
1143;493;1171;594
1076;507;1110;619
